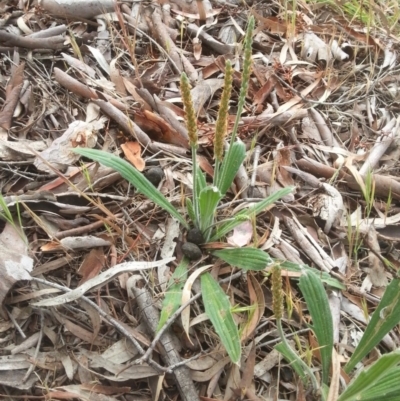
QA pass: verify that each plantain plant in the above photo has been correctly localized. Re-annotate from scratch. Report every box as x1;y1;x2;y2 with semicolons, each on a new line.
270;263;400;400
73;17;344;365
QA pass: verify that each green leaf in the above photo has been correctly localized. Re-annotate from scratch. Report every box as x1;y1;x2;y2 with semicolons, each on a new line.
217;141;246;195
198;186;222;238
279;260;345;290
299;270;333;384
212;247;273;271
186;198;196;224
345;279;400;373
275;342;310;384
201;272;241;364
338;350;400;401
157;258;189;332
72;148;188;228
196;169;207;193
210;187;293;241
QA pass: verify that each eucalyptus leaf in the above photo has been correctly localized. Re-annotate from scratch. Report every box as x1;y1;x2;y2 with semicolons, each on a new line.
210;187;294;241
339;350;400;401
201;272;241;364
212;247;273;271
72;148;188;228
217;141;246;195
157;258;189;332
345;279;400;373
299;270;333;384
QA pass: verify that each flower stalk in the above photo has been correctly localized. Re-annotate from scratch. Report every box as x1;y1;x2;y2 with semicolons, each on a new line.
180;72;200;227
213;60;233;186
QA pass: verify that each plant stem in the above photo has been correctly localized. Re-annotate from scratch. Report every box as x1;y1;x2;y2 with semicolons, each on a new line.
191;145;199;227
213;159;220;187
221;16;254;178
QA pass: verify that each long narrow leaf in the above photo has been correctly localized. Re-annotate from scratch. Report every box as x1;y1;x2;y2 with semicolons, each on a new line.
157;258;189;332
198;186;222;237
212;247;273;271
72;148;188;228
344;278;400;373
280;260;345;290
217;141;246;195
275;342;310;384
338;350;400;401
186;198;196;224
299;270;333;384
201;272;241;364
196;169;207;193
210;187;294;241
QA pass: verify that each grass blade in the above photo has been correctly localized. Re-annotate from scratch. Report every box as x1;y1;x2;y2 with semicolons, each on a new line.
338;350;400;401
211;187;293;241
211;247;273;271
157;258;189;332
344;278;400;373
201;272;241;364
72;148;188;228
299;270;333;384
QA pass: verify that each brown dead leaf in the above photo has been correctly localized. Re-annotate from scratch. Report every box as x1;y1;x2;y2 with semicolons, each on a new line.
251;9;288;35
276;144;295;187
201;55;231;79
121;141;145;171
0;62;25;130
143;110;189;148
133;110;189;149
253;77;276;114
241;274;265;341
78;248;106;285
80;383;130;395
241;343;258;395
122;78;152;111
197;155;214;177
341;24;381;50
52;310;108;347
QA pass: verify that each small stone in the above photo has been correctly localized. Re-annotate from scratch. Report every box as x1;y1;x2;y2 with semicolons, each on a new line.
144;167;164;187
186;228;204;245
181;242;202;260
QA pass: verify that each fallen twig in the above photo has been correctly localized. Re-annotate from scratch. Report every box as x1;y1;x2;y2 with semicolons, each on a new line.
0;31;65;50
128;274;200;401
